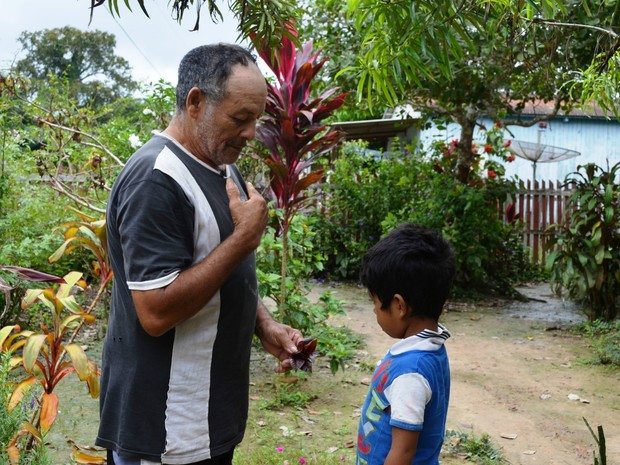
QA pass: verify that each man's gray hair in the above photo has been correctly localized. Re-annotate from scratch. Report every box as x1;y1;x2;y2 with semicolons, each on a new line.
175;43;258;112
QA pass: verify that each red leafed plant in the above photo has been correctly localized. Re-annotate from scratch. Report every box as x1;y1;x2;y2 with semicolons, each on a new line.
253;25;347;323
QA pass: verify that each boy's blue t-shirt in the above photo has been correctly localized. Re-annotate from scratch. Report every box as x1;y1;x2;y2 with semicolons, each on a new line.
356;326;451;465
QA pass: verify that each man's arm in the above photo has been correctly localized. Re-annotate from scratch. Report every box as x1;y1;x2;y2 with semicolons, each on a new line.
131;180;267;337
384;427;419;465
255;299;304;373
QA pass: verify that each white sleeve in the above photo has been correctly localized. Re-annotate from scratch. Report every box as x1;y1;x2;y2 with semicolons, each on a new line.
384;373;432;427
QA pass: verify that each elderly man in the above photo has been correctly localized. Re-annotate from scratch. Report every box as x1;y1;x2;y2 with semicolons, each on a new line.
96;43;303;465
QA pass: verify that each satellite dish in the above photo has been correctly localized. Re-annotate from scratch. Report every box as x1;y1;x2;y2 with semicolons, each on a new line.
508;140;580;184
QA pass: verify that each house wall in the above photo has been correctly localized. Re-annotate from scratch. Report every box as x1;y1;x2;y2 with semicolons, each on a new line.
418;116;620;183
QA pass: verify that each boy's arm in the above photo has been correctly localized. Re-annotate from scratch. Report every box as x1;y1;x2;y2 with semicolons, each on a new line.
384;427;419;465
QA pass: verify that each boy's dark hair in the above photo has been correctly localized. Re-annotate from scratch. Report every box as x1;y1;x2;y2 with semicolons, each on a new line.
360;223;455;319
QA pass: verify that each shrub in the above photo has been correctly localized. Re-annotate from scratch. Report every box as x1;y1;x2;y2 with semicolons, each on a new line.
311;141;422;280
256;213;356;373
311;139;532;296
547;162;620;321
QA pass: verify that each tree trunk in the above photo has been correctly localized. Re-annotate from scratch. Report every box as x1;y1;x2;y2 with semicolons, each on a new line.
454;106;480;184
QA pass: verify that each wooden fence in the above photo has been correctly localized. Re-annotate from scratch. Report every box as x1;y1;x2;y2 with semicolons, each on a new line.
512;179;573;265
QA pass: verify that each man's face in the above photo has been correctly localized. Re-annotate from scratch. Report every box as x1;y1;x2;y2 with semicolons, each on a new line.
194;64;267;168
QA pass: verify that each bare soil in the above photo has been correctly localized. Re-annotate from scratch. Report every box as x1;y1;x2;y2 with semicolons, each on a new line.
321;282;620;465
49;282;619;465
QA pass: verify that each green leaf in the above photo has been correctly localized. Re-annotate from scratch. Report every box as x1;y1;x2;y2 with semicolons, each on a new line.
595;246;605;264
604;205;614;222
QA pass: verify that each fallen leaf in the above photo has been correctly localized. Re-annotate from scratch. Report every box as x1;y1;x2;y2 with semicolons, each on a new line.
568;393;580;401
326;447;339;453
580;398;591;404
540;393;552;400
360;377;371;386
500;433;518;440
523;450;537;455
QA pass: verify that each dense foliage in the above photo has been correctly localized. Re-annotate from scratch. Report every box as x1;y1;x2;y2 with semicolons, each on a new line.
310;137;535;297
547;162;620;321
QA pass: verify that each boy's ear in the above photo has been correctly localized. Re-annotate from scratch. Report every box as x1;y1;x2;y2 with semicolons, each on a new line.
392;294;409;319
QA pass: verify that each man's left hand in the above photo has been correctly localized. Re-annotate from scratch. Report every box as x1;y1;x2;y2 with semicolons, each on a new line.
256;319;304;373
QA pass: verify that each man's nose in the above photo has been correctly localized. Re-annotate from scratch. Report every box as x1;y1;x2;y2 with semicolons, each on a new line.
240;120;257;140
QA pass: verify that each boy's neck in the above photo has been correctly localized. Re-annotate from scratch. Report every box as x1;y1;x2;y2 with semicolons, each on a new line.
404;318;439;338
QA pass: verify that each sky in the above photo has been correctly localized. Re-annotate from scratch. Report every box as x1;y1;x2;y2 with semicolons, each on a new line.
0;0;244;86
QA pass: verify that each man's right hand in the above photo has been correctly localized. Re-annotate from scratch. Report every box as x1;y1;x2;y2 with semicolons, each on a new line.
226;179;268;250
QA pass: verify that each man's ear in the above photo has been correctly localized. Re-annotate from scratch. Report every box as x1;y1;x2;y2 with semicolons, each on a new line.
392;294;409;319
186;87;204;117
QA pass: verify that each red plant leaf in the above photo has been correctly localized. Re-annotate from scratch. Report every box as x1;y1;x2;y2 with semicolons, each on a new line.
290;338;318;372
0;266;65;284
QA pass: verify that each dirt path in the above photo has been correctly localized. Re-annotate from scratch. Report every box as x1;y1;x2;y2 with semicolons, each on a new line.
321;282;620;465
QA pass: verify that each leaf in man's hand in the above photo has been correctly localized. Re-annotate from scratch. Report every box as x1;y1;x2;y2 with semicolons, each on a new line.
290;337;318;372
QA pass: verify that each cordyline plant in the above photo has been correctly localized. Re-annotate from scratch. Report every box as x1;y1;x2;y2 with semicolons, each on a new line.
0;269;102;464
0;207;112;464
253;26;347;323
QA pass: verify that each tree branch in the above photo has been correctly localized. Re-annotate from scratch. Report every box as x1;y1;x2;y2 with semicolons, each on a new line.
529;17;619;39
37;119;126;167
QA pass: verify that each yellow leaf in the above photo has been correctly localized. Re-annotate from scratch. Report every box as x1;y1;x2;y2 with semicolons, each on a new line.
8;376;38;411
21;289;43;309
0;325;19;349
23;334;47;372
87;360;100;398
48;240;69;263
40;392;59;434
72;451;107;464
22;421;43;442
64;226;80;239
58;271;83;298
65;344;89;381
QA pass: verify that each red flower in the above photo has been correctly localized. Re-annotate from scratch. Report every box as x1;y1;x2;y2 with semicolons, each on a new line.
487;169;497;178
504;140;511;147
506;155;515;162
484;144;493;153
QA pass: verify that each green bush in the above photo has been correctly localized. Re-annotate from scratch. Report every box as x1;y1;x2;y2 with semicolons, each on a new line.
311;141;423;280
311;140;533;296
572;319;620;367
547;162;620;321
443;430;507;464
256;213;357;373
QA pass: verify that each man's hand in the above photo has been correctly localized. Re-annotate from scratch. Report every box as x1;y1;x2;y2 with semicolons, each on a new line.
226;179;268;250
256;317;304;373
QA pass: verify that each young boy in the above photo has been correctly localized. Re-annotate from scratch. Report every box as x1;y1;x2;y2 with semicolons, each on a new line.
356;223;456;465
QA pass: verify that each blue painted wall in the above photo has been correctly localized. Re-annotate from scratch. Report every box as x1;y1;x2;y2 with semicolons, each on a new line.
419;116;620;183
